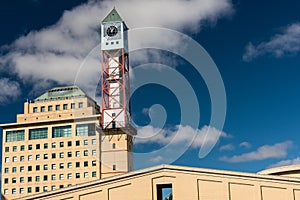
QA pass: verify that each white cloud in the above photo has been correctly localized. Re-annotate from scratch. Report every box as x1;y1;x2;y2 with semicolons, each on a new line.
136;125;229;149
0;78;21;105
219;144;235;151
268;157;300;169
220;141;293;163
243;23;300;61
239;141;251;148
0;0;233;101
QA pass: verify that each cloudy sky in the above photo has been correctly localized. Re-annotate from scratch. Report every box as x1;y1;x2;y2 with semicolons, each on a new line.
1;0;300;172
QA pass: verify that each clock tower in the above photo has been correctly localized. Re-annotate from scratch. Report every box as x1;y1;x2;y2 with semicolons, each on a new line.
100;8;136;178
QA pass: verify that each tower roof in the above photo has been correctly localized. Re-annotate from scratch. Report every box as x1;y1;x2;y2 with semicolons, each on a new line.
34;85;88;102
102;8;123;23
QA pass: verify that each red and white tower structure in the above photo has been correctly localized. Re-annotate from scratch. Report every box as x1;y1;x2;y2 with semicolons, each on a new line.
100;8;136;177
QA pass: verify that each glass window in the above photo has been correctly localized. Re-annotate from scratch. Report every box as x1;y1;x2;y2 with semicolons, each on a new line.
5;146;9;152
112;143;116;149
76;162;80;167
29;128;48;140
60;152;64;158
4;178;8;184
12;188;17;194
68;141;72;146
48;105;53;111
33;107;38;113
43;175;48;181
76;173;80;178
20;166;24;172
44;164;48;170
35;187;40;192
52;142;56;148
36;154;40;160
60;141;64;147
113;164;116;170
84;161;88;167
44;143;48;149
13;156;17;162
92;139;96;145
20;145;25;151
36;165;40;171
67;162;72;168
43;186;48;192
28;166;32;171
5;168;9;173
92;150;96;156
52;125;72;138
41;106;45;112
59;185;64;189
12;167;17;172
84;150;88;156
28;177;32;182
92;160;97;166
51;164;56;170
76;140;80;146
67;173;72;179
76;124;95;136
5;157;9;163
12;178;16;183
44;154;48;159
6;130;25;142
52;153;56;159
36;176;40;182
63;104;68;110
67;152;72;157
59;174;64;180
56;105;60;110
51;174;56;180
78;102;83;108
36;144;40;149
13;146;17;152
92;171;96;177
28;144;32;150
76;151;80;157
4;189;8;194
28;187;32;193
51;186;56;191
71;103;75;109
28;155;32;161
84;172;88;178
59;163;64;169
84;140;88;145
20;156;24;161
20;188;24;194
20;177;24;183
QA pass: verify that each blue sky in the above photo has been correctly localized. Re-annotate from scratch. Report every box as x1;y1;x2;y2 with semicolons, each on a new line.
1;0;300;173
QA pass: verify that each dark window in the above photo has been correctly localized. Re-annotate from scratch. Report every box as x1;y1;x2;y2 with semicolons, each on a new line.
43;175;48;181
28;166;32;171
157;184;173;200
48;105;53;111
113;164;116;170
71;103;75;109
59;185;64;189
28;144;32;150
67;152;72;157
52;153;56;159
44;143;48;149
4;178;8;184
36;165;40;171
60;142;64;147
76;140;80;146
76;173;80;178
84;161;88;167
68;141;72;147
20;145;25;151
5;147;9;152
112;143;116;149
35;187;40;192
76;162;80;167
63;104;68;110
12;178;16;183
28;177;32;182
56;105;60;110
28;187;32;193
44;154;48;159
36;144;40;149
41;106;45;112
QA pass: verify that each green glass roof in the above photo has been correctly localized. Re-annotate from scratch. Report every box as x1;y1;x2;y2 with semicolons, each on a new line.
102;8;123;23
35;86;87;102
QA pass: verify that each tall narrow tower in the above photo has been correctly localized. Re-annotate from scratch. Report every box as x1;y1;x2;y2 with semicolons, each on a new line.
100;8;136;178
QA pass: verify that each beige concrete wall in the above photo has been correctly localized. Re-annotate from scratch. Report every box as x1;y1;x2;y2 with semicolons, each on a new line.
16;165;300;200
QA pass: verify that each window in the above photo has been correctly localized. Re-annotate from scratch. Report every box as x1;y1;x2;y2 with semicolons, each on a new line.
13;146;17;152
44;164;48;170
48;105;53;111
63;104;68;110
36;144;40;149
84;172;88;178
28;177;32;182
76;124;95;136
44;143;48;149
5;157;9;163
12;188;17;194
78;102;83;108
92;160;97;166
44;154;48;159
59;185;64;189
60;141;64;147
52;142;56;148
51;186;56;191
41;106;45;112
35;187;40;192
51;174;56;180
71;103;75;109
67;152;72;157
92;171;96;177
52;125;72;138
43;186;48;192
59;152;64;158
29;128;48;140
112;143;116;149
157;184;173;200
52;153;56;159
76;151;80;157
84;140;88;145
13;156;17;162
92;150;96;156
4;178;8;184
67;173;72;179
52;164;56;170
56;105;60;110
28;187;32;193
20;166;24;172
28;155;32;161
84;150;88;156
5;168;9;173
20;145;25;151
92;139;96;145
20;177;24;183
28;166;32;171
4;189;8;195
76;162;80;167
67;162;72;168
59;174;64;180
20;188;25;194
84;161;88;167
43;175;48;181
76;140;80;146
12;178;16;183
5;147;9;152
36;176;40;182
59;163;64;169
36;165;40;171
33;107;38;113
12;167;17;173
76;173;80;178
6;130;25;142
20;156;25;162
36;154;40;160
113;164;116;170
28;144;32;150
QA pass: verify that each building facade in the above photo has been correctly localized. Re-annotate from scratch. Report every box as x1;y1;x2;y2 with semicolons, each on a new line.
1;86;133;200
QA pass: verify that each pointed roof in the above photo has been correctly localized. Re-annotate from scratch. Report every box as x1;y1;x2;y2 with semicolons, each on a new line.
102;8;123;23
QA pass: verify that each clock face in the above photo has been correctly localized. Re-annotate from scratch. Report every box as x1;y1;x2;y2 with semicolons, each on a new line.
107;26;118;37
104;23;121;40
